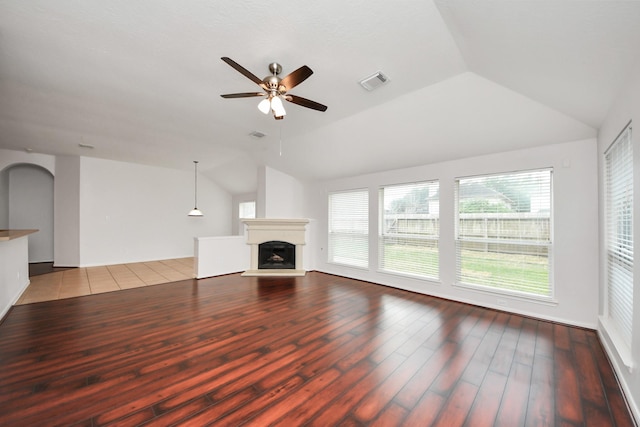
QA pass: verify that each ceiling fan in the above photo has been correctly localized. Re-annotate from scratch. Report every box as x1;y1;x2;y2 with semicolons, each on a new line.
220;57;328;120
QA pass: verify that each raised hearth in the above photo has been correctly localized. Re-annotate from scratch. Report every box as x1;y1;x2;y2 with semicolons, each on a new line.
241;218;308;276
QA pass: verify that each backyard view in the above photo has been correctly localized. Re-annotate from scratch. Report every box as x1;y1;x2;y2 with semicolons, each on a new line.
331;169;552;297
456;170;552;297
380;242;549;296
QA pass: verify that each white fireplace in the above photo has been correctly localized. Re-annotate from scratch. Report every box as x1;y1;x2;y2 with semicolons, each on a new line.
241;218;309;276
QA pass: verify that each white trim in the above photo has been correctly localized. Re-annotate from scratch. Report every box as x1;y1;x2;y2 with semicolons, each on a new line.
598;315;635;371
454;281;558;306
597;325;640;424
0;278;30;321
364;275;595;329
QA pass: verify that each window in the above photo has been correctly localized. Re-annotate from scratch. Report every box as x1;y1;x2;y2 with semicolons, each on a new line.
605;123;633;349
239;201;256;219
379;181;439;279
328;189;368;268
455;169;552;298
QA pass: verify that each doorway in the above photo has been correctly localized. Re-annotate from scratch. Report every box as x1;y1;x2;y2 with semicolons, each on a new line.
2;164;54;263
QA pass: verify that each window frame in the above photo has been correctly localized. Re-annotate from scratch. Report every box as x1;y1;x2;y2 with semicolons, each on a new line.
327;188;369;269
602;122;634;367
454;168;554;301
378;180;440;280
238;201;256;219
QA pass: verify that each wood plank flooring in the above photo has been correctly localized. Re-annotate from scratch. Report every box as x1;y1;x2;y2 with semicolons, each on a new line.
0;272;635;426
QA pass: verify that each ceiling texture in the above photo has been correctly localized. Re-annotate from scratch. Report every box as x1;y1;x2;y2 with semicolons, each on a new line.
1;1;640;194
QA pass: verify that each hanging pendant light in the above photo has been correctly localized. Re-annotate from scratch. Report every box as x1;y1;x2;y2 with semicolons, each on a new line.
188;160;203;217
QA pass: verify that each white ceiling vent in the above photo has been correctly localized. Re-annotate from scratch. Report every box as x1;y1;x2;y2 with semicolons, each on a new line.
359;71;390;91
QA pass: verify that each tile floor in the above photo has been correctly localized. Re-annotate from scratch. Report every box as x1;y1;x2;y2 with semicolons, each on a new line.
16;258;194;305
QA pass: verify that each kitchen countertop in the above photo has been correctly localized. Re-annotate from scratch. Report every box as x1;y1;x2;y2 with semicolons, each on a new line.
0;229;38;241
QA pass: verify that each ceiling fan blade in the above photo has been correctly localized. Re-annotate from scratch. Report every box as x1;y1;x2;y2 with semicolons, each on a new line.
221;57;264;87
220;92;265;99
285;94;328;112
280;65;313;91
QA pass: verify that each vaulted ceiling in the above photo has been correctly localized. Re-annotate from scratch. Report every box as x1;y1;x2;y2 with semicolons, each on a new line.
1;1;639;194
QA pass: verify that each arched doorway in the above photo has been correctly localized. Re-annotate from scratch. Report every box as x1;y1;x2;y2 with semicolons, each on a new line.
1;164;54;263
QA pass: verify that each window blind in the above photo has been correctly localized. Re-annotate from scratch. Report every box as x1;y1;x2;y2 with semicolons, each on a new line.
605;124;633;347
328;189;369;268
455;169;552;297
379;181;439;279
238;201;256;219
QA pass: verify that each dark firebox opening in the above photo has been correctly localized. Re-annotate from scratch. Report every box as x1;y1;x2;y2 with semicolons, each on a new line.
258;241;296;270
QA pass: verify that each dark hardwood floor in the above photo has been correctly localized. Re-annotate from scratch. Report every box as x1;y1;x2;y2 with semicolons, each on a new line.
0;272;635;426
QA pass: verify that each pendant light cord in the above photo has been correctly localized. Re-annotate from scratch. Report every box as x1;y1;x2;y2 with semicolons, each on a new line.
188;160;204;216
194;161;198;207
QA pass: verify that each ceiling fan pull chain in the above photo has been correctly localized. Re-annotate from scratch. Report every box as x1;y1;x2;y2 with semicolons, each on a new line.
279;122;283;157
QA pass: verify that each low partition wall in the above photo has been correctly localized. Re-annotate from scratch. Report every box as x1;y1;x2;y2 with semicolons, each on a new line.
194;236;250;279
0;233;33;320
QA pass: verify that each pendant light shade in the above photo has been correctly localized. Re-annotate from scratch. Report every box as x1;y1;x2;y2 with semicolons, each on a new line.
188;207;203;217
188;160;203;217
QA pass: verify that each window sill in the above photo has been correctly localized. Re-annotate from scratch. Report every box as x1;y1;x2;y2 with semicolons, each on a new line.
453;281;558;306
599;316;635;372
327;261;369;271
377;268;441;284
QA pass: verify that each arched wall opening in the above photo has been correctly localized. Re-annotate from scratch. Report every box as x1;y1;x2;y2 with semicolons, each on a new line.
1;163;54;263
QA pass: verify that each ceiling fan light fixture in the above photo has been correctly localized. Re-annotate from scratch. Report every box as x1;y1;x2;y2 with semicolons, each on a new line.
257;98;271;114
220;57;326;120
271;96;286;116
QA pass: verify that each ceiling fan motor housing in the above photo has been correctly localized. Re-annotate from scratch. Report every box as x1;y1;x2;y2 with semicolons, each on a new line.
264;75;281;92
268;62;282;76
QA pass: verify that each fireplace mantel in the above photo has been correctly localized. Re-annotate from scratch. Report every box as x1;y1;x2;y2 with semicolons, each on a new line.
241;218;308;276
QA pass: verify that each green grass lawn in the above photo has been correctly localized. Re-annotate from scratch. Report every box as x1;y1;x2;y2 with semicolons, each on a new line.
380;244;439;278
458;249;550;296
382;244;550;296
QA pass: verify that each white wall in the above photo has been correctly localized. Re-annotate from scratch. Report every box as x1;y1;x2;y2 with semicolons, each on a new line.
0;167;9;228
1;150;235;268
310;139;599;328
0;235;30;320
0;150;56;234
0;149;55;175
597;65;640;421
54;156;81;267
195;235;249;278
0;150;57;262
259;166;305;218
8;165;54;262
78;157;232;266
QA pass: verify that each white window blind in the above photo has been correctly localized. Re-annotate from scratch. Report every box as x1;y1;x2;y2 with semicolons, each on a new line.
379;181;439;279
455;169;552;297
605;124;633;348
328;189;369;268
239;201;256;219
